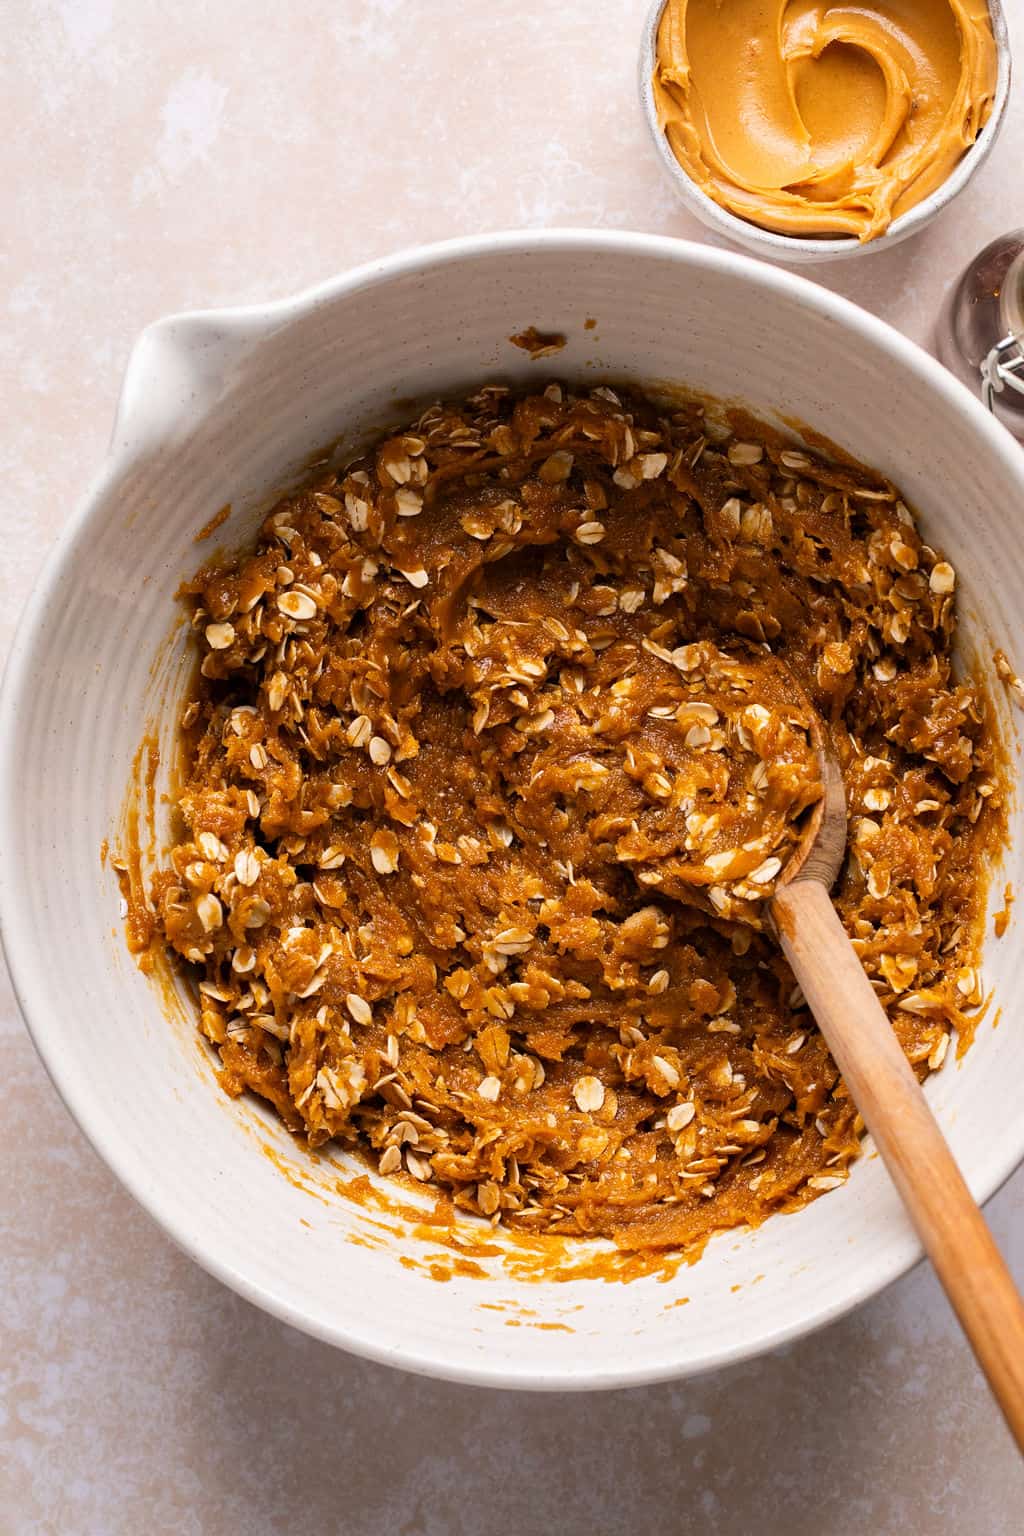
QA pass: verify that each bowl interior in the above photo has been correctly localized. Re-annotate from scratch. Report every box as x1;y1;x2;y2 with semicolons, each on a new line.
4;233;1024;1388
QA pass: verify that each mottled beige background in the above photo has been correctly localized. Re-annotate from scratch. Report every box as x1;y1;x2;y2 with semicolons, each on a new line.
3;2;1024;1532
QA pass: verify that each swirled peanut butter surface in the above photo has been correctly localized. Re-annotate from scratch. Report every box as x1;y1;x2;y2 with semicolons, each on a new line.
653;0;998;241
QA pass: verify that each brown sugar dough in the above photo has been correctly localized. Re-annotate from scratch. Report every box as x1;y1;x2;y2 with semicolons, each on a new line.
147;382;1001;1251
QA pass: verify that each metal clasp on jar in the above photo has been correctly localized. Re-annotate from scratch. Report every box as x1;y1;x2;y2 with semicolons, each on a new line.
981;333;1024;414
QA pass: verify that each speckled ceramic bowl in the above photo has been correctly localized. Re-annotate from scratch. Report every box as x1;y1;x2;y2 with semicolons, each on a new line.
638;0;1012;264
3;230;1024;1389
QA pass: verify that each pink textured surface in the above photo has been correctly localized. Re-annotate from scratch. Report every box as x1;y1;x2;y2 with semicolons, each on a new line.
2;2;1023;1530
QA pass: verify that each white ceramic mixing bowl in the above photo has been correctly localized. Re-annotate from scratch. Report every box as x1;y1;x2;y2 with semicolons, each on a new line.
2;231;1023;1389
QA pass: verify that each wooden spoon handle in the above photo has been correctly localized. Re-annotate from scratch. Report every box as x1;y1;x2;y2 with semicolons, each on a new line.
772;876;1024;1452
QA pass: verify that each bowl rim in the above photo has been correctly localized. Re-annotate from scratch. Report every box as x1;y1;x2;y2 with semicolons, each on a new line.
637;0;1012;262
4;227;1024;1390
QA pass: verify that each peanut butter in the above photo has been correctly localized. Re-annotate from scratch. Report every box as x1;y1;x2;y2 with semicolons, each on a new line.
653;0;998;241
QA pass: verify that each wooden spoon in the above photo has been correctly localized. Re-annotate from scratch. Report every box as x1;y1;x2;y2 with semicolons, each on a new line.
772;732;1024;1451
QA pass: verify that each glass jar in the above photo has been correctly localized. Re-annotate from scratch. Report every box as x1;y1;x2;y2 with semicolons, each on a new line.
935;230;1024;439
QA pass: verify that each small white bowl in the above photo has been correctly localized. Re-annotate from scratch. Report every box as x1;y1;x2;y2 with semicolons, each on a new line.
638;0;1012;264
3;231;1024;1389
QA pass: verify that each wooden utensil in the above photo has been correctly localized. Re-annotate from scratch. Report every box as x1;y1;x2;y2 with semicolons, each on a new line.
772;738;1024;1452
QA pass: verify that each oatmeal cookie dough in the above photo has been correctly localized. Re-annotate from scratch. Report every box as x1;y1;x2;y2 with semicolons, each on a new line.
147;382;1001;1250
